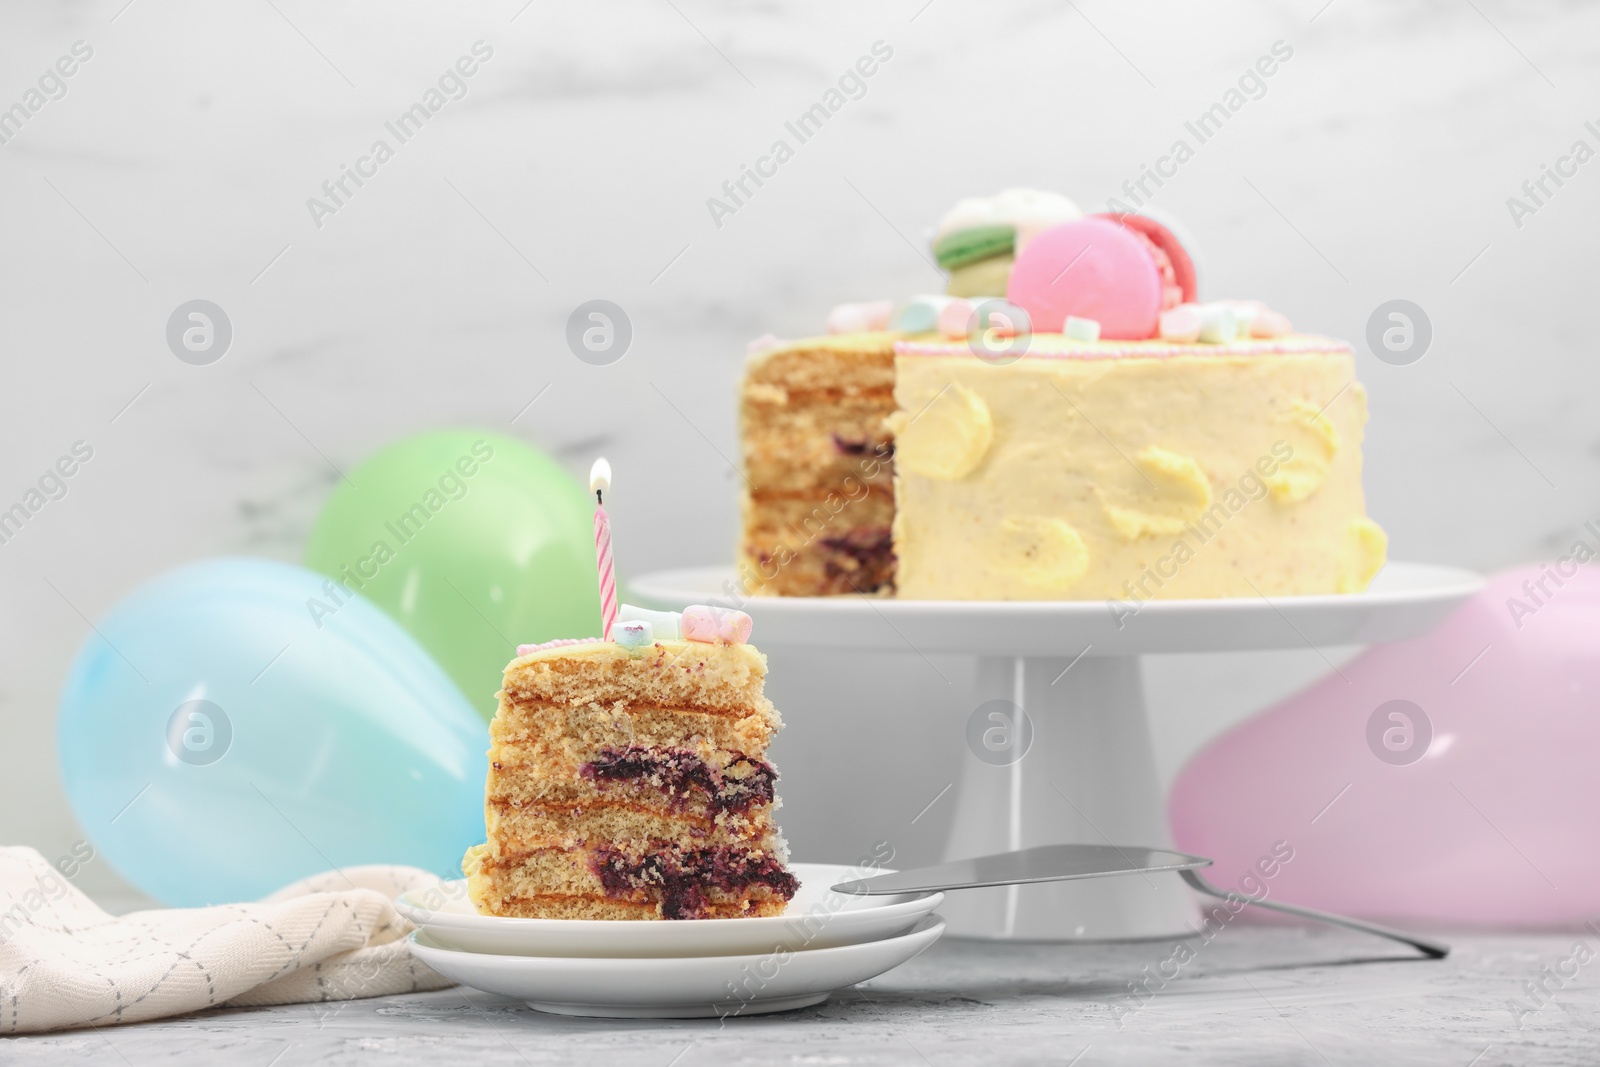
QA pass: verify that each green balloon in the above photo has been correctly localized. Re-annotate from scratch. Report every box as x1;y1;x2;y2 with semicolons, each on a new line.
305;430;600;720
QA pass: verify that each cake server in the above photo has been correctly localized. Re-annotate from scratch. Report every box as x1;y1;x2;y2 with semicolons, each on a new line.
832;844;1448;959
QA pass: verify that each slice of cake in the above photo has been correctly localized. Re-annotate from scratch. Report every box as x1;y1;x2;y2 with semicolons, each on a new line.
738;331;898;596
463;606;798;920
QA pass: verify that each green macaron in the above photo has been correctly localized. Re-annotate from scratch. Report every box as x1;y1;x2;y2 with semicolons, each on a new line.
945;254;1014;298
933;224;1015;271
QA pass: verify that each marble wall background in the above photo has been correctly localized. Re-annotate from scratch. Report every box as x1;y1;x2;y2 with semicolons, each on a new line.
1;0;1595;903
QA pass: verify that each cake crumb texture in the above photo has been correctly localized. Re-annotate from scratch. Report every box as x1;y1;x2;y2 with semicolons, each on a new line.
739;332;899;596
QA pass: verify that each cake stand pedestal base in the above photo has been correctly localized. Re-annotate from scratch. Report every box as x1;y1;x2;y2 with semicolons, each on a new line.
632;563;1483;942
940;654;1197;940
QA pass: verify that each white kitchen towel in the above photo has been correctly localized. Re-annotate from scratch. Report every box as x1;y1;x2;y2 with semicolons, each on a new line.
0;846;454;1034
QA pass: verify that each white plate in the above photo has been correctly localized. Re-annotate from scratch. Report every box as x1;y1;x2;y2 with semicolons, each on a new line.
408;915;944;1018
630;561;1484;656
395;863;942;958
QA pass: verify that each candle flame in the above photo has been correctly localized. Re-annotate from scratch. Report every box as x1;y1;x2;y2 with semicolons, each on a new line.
589;457;612;494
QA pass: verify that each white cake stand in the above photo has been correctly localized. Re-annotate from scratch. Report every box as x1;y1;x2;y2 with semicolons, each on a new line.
630;563;1483;942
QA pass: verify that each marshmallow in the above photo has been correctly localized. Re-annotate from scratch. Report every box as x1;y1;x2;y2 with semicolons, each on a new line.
1063;316;1101;342
937;298;975;339
1162;301;1284;343
681;604;754;645
614;619;653;649
1159;305;1204;343
746;333;782;355
1197;304;1240;344
973;299;1031;338
617;604;682;641
1217;300;1264;335
1250;309;1293;338
826;300;893;335
889;295;956;334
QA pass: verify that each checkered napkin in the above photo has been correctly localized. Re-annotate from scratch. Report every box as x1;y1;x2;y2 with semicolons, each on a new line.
0;846;453;1034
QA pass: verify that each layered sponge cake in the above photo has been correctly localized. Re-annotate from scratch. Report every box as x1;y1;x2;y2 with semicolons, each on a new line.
463;609;797;921
739;332;897;596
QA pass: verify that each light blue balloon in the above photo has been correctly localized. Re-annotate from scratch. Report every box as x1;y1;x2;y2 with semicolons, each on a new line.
58;558;488;906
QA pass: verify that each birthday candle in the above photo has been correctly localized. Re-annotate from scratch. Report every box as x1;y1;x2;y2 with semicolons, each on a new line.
590;458;619;640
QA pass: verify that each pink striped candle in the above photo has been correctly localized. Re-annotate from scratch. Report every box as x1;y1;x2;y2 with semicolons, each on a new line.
589;458;618;640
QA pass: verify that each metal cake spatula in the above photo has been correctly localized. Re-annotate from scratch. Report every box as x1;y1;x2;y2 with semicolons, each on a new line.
832;844;1448;959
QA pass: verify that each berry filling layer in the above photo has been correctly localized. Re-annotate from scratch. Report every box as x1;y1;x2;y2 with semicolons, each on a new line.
818;526;896;592
590;845;799;920
580;745;776;816
830;433;894;460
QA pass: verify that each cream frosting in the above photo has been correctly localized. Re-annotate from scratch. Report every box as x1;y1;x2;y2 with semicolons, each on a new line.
885;382;993;480
991;515;1090;592
1340;518;1389;593
1262;399;1342;503
890;347;1385;600
1099;446;1215;540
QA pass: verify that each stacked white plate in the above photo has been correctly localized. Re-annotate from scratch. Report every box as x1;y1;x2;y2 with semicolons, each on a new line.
397;863;945;1018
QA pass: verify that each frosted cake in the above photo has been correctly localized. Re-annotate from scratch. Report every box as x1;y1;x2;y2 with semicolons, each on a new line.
738;189;1386;600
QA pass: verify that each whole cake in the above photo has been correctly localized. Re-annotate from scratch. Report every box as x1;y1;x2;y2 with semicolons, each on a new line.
738;189;1386;600
463;604;798;920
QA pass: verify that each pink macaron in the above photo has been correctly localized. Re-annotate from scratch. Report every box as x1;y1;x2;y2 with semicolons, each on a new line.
1006;216;1193;339
1102;212;1198;308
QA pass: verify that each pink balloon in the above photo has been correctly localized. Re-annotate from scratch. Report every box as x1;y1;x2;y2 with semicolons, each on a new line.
1170;564;1600;929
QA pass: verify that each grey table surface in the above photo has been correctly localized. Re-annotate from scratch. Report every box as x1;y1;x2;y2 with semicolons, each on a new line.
5;927;1594;1066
